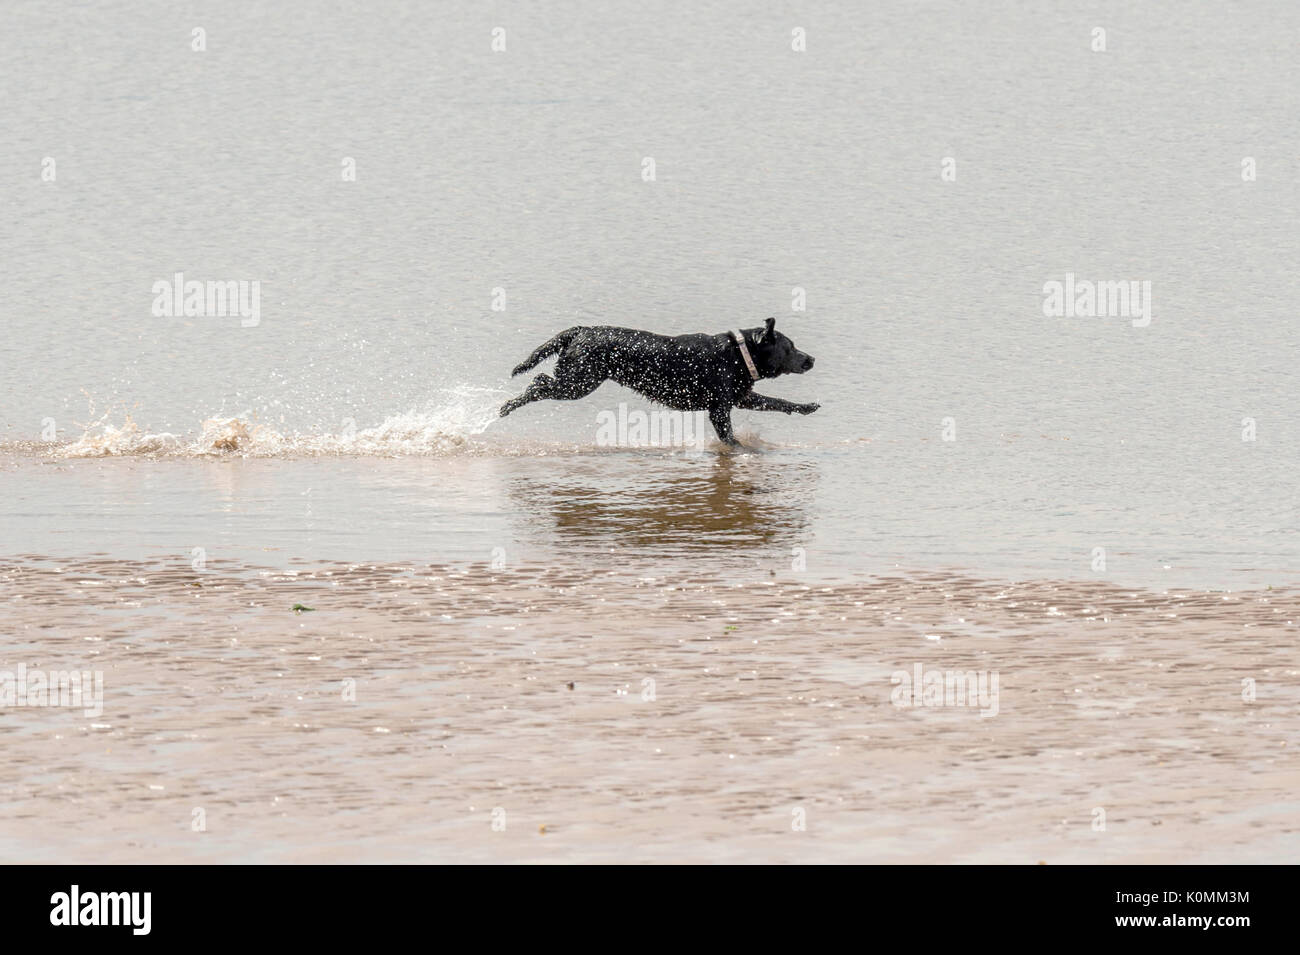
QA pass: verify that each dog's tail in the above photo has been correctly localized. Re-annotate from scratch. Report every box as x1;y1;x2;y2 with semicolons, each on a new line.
511;327;582;376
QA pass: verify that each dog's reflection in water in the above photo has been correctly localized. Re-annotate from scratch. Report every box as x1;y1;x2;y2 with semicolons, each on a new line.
507;453;817;557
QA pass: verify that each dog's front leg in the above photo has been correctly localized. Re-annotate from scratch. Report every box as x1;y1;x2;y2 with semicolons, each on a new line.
736;392;820;415
708;405;738;445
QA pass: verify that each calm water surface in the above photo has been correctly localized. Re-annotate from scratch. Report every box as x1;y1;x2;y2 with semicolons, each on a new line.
2;0;1297;589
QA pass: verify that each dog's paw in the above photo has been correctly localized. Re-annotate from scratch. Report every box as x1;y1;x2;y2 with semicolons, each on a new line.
798;402;820;415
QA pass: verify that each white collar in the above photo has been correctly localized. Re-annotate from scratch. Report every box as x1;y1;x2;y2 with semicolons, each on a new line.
731;330;759;380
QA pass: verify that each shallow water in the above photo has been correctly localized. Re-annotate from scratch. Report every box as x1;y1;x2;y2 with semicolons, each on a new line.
3;0;1299;589
3;426;1297;591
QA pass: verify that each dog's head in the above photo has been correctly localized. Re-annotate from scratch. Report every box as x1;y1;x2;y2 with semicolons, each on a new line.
747;317;815;377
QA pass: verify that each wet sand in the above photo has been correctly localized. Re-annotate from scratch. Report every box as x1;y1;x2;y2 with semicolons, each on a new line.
1;556;1295;863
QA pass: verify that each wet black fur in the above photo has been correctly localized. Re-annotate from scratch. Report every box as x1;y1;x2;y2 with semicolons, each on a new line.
500;317;818;445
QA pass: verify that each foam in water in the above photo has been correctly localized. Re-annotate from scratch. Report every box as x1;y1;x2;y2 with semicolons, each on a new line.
52;387;510;458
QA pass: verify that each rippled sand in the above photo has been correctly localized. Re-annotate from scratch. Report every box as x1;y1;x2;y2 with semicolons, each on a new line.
0;556;1296;863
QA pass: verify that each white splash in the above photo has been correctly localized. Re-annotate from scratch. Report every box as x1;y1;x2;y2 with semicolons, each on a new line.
61;414;184;456
54;387;509;458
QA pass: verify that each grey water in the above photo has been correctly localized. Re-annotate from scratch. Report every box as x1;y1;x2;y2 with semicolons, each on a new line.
2;0;1297;588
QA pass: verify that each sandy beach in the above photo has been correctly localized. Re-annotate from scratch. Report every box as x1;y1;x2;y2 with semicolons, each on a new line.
2;554;1294;863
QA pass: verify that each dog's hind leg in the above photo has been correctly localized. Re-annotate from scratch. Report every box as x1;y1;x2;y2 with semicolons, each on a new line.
547;356;604;402
499;370;604;417
500;374;556;417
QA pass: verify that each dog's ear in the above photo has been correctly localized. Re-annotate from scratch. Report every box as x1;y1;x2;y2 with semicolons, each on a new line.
758;317;776;342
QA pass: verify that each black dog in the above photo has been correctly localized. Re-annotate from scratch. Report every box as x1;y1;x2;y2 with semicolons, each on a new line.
499;317;818;445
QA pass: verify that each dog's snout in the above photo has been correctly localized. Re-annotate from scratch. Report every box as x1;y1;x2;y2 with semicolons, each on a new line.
802;355;815;371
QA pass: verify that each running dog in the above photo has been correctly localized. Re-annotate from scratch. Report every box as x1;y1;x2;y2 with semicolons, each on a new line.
500;318;818;445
